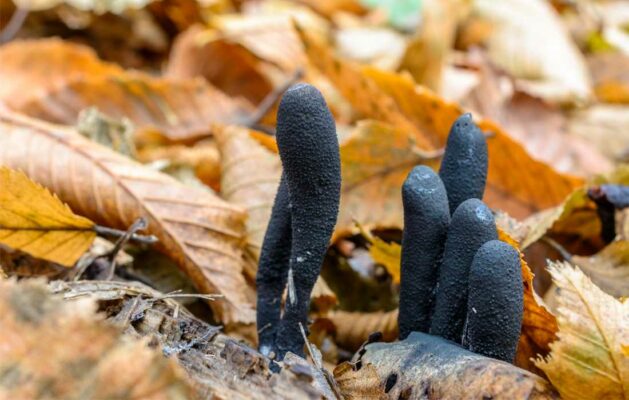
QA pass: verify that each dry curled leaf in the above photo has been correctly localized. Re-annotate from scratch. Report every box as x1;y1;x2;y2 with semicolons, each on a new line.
571;240;629;298
0;278;193;399
0;110;254;325
0;166;96;266
535;262;629;400
0;38;252;143
298;27;584;222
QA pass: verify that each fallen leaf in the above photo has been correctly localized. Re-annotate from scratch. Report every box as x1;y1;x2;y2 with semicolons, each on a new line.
327;309;398;352
357;222;402;283
214;125;281;260
588;52;629;104
535;262;629;400
298;26;584;221
0;39;252;143
0;278;193;399
339;120;436;235
0;166;96;266
569;105;629;162
167;24;274;105
571;241;629;298
0;110;254;325
472;0;591;104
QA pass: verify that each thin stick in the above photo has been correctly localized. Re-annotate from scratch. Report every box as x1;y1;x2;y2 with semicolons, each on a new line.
104;218;149;280
242;68;305;131
0;8;28;44
94;224;158;244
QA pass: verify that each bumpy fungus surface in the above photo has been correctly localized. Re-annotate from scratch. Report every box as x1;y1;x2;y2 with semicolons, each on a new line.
438;113;488;214
398;166;450;339
256;175;292;356
464;240;523;362
430;199;497;342
256;83;341;361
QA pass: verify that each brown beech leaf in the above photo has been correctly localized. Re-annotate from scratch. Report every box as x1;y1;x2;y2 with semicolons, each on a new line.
214;125;281;260
298;27;584;220
327;309;399;352
0;38;252;143
0;110;254;325
0;278;193;399
167;25;274;105
535;263;629;400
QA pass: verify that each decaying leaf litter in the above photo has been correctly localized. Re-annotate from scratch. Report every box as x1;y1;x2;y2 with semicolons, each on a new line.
0;0;628;399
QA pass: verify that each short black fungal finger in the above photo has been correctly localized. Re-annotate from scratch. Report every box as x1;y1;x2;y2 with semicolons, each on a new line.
273;83;341;359
463;240;523;363
439;113;488;214
256;175;292;357
430;198;497;342
398;166;450;340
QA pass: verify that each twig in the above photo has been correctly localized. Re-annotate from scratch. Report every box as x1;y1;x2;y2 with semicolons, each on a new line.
242;68;305;132
0;8;28;44
93;224;158;244
299;323;343;400
104;218;149;280
540;237;573;261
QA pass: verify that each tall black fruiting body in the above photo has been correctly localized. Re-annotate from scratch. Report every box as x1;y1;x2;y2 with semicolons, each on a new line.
256;83;341;361
398;166;450;339
439;113;488;214
464;240;523;362
398;113;523;363
430;198;497;342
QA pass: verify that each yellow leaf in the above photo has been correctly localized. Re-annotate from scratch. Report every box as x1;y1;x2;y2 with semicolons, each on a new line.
0;166;95;266
356;221;402;283
535;262;629;400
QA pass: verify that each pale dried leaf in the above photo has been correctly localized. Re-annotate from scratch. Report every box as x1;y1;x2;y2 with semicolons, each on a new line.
535;262;629;400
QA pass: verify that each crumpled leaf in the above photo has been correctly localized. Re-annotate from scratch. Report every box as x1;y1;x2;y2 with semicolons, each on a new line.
472;0;591;104
0;166;96;266
0;39;252;143
0;278;193;399
167;24;274;105
0;110;254;325
571;241;629;298
535;262;629;400
299;26;584;223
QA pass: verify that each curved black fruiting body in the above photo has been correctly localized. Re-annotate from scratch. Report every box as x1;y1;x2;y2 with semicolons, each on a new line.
256;175;291;357
430;199;497;342
270;83;341;360
439;114;488;214
463;240;523;362
398;166;450;340
588;184;629;243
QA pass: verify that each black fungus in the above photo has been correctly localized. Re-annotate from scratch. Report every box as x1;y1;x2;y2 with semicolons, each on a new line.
257;83;341;360
398;166;450;339
463;240;523;362
430;199;497;342
438;113;488;214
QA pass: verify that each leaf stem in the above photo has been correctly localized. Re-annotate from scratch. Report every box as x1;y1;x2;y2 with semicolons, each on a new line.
93;224;158;244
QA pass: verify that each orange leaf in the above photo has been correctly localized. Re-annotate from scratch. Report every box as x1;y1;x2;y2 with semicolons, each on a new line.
298;27;584;219
0;39;252;143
